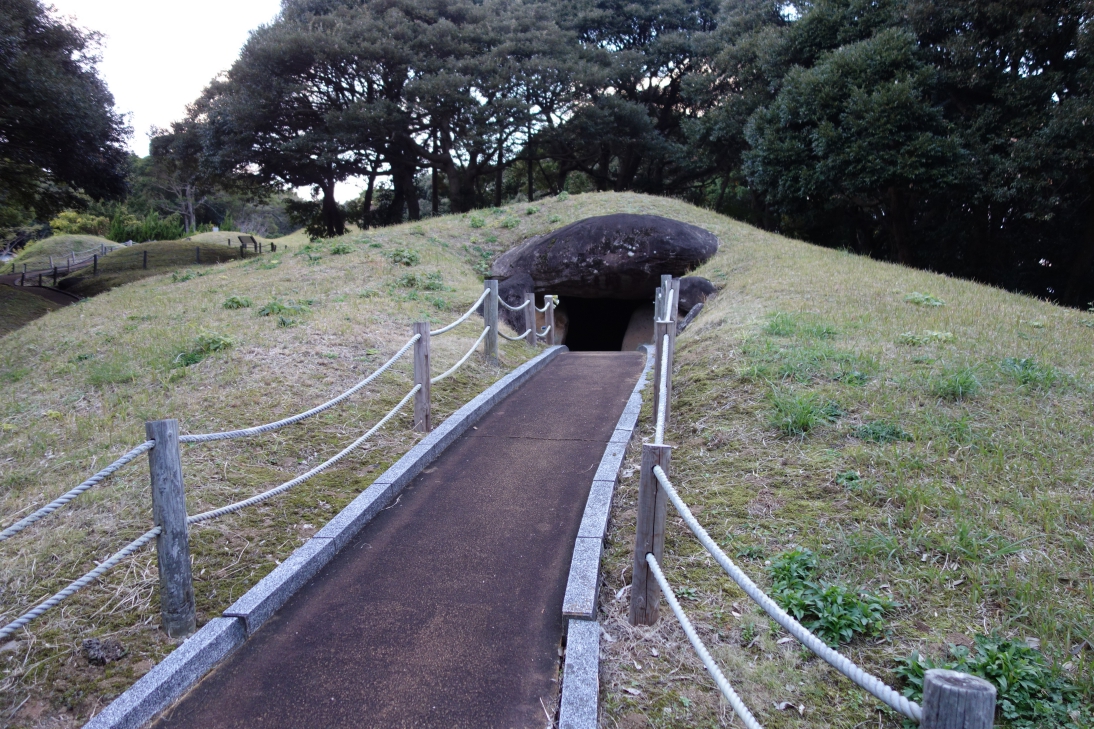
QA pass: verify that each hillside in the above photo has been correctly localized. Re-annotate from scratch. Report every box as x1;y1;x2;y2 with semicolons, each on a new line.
1;192;1091;727
10;235;122;270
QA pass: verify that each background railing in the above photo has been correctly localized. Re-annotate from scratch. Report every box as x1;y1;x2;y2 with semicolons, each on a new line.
0;280;552;640
629;276;999;729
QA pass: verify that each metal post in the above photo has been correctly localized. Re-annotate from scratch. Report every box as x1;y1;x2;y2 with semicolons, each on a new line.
630;443;671;625
484;280;499;360
412;322;431;433
142;250;148;269
145;419;196;638
921;669;996;728
546;296;556;346
524;292;536;346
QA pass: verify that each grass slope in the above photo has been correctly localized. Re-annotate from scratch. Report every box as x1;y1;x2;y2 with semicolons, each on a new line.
11;236;122;271
0;201;580;727
0;287;62;337
590;197;1094;728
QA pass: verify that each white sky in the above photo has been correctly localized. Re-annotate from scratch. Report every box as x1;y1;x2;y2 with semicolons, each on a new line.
48;0;369;202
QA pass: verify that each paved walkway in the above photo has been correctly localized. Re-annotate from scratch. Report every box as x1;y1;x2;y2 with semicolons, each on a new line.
151;351;645;729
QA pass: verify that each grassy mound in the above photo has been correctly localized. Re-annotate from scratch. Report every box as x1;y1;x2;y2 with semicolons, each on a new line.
0;286;62;336
589;197;1094;727
0;202;573;726
10;234;121;270
2;192;1090;726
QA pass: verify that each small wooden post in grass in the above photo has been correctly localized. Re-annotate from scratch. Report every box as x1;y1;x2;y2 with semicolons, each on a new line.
93;254;97;275
49;255;54;268
271;242;277;252
921;669;996;729
52;266;57;285
20;272;25;286
145;419;196;638
630;443;671;625
142;250;148;270
524;292;536;345
37;273;42;287
412;322;432;433
195;247;201;264
484;280;499;360
545;296;556;346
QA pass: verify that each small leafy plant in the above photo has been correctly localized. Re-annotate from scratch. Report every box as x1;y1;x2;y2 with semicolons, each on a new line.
853;421;912;443
386;248;420;266
501;217;521;229
223;296;252;309
905;291;945;307
173;333;233;368
526;206;539;215
258;299;309;317
171;270;203;283
556;191;569;201
397;271;445;291
469;215;485;228
895;634;1086;728
930;366;981;400
769;391;842;436
898;331;954;346
330;242;353;255
768;549;893;647
1000;357;1059;389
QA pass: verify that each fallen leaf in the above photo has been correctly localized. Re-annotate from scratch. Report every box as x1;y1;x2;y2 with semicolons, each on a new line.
777;636;794;645
623;687;642;696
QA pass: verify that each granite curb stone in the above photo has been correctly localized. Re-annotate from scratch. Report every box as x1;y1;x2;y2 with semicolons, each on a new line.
562;537;604;619
83;618;245;729
559;618;601;729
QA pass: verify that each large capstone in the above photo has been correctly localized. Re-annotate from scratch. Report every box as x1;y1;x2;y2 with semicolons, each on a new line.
491;214;718;348
492;214;718;301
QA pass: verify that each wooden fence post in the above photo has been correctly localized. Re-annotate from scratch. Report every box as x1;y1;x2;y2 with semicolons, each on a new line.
524;292;536;346
921;669;996;729
195;247;201;264
271;242;277;252
669;277;680;323
93;254;97;275
484;280;499;360
37;273;42;287
630;444;672;625
52;266;57;285
142;250;148;270
144;419;196;638
412;322;431;433
546;296;556;346
652;319;675;428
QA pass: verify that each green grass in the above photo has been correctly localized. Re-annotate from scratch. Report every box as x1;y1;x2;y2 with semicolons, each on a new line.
0;285;62;336
56;240;248;297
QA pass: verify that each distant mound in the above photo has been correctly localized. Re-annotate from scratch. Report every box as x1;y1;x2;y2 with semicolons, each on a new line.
12;234;121;269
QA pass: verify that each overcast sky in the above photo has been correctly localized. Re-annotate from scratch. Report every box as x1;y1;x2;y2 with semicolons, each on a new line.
48;0;281;155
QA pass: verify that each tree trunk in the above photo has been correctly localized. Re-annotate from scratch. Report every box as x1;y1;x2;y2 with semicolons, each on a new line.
362;173;376;230
495;144;504;207
887;186;913;265
320;181;345;237
1064;172;1094;305
431;131;440;216
615;148;641;191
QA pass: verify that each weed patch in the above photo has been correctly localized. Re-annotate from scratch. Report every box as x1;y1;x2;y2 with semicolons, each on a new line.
769;391;842;436
86;361;137;386
768;549;893;647
330;242;353;255
396;271;446;291
170;270;204;283
469;215;485;228
257;299;310;318
896;635;1088;728
386;248;420;266
853;421;912;443
172;333;233;368
930;366;982;400
1000;357;1059;389
223;296;252;310
898;330;954;346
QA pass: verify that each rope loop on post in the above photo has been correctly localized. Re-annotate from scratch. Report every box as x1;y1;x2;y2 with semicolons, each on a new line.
498;328;532;341
430;289;489;337
499;298;530;312
432;327;490;384
536;325;552;339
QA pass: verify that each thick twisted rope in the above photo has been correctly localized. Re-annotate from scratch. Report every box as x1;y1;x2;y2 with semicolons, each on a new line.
499;298;530;312
652;466;923;722
535;301;551;313
656;289;676;324
536;325;552;339
432;327;489;384
499;328;532;341
0;527;161;640
0;441;155;542
179;336;418;443
187;385;419;525
430;290;489;337
646;554;764;729
654;334;670;445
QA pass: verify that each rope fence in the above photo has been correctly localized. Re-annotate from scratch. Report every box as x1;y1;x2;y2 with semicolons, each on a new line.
0;280;561;642
499;328;532;341
628;275;997;728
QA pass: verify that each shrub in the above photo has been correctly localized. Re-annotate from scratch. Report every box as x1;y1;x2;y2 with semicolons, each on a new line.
501;218;520;229
930;366;981;400
556;191;570;201
49;210;109;236
1000;357;1059;389
526;206;540;215
769;391;842;436
108;211;184;243
853;421;912;443
386;248;420;266
469;215;485;228
223;296;252;309
904;291;945;307
895;635;1086;728
768;549;893;647
547;214;562;224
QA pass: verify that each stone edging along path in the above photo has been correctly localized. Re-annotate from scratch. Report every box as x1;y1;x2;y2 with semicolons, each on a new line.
85;345;568;729
559;344;655;729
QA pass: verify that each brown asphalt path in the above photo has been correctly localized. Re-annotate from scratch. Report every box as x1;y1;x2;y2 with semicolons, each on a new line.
152;351;646;729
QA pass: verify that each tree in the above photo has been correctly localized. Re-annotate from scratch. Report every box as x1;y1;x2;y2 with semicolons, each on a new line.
0;0;128;226
147;121;215;233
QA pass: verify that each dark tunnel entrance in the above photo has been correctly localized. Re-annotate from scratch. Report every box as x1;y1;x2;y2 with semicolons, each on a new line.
558;296;652;351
